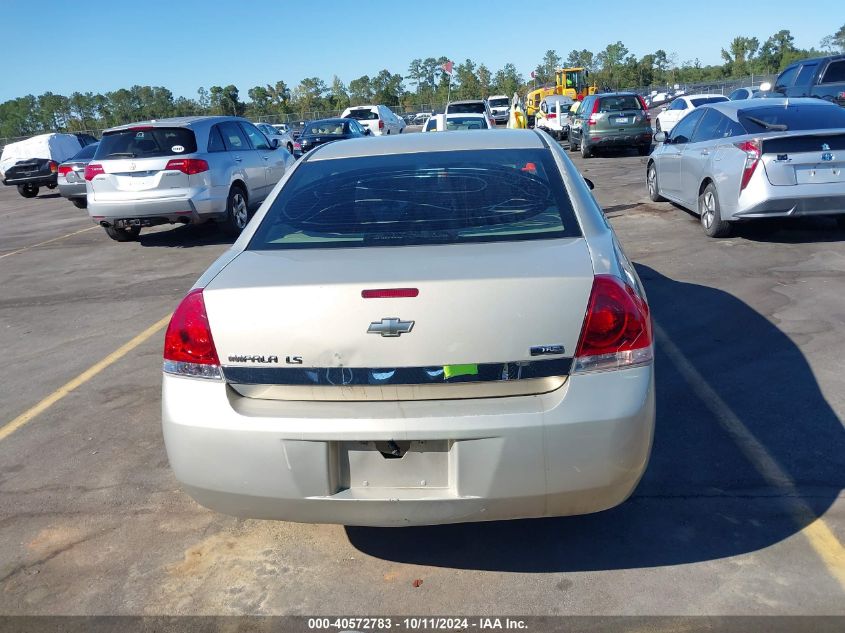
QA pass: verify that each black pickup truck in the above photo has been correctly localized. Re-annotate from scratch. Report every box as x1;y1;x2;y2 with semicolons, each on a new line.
772;54;845;106
2;133;97;198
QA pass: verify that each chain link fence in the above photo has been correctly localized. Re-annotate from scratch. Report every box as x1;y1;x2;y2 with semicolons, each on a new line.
623;73;777;98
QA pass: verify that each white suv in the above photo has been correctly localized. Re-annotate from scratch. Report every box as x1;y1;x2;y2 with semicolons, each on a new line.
340;105;405;136
85;116;295;241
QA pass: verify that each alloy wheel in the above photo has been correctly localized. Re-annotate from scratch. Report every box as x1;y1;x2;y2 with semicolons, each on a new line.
233;193;248;229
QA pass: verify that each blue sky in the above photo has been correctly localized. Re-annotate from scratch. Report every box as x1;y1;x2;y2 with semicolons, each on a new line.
2;0;841;101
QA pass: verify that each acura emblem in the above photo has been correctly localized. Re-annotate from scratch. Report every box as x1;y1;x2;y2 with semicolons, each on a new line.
367;317;414;337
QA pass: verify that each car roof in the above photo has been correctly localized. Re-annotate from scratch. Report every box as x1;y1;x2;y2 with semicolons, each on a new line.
448;99;486;104
701;97;839;119
783;54;845;67
682;94;729;100
445;112;486;117
306;118;349;125
103;115;237;133
307;128;545;161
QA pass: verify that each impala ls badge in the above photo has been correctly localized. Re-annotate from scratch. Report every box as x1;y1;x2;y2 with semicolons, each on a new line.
368;317;414;337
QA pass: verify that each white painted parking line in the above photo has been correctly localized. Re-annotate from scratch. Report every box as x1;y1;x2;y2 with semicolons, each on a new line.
653;320;845;592
0;225;98;260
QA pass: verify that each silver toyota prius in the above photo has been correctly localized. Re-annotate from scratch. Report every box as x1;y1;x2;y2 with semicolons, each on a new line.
161;130;655;526
647;98;845;237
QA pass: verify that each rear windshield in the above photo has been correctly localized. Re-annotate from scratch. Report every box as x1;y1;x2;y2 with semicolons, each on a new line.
303;121;346;136
248;149;581;251
448;102;486;114
691;96;729;107
445;116;487;130
598;95;642;112
488;98;509;108
71;143;98;160
95;127;197;159
738;105;845;132
345;109;379;121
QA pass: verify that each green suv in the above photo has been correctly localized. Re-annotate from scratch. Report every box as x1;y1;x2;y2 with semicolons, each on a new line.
569;92;652;158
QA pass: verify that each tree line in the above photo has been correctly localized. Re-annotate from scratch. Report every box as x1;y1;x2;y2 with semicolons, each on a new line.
1;25;842;140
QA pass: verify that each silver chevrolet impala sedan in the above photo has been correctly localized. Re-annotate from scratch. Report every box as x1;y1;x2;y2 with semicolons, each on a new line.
161;130;655;526
647;98;845;237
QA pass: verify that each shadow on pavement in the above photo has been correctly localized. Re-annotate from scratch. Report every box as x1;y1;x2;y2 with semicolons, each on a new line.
138;222;234;248
346;265;845;572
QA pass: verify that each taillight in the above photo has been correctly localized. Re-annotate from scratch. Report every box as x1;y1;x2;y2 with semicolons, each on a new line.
734;140;761;192
637;96;651;121
84;163;105;181
379;120;385;129
548;113;557;119
294;142;302;151
58;164;73;176
164;158;209;175
48;161;58;173
588;99;600;126
163;288;221;379
573;275;653;373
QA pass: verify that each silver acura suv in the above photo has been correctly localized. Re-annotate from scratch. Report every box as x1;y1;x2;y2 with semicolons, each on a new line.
85;116;294;241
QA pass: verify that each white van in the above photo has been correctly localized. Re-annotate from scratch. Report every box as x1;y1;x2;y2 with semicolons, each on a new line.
340;105;405;136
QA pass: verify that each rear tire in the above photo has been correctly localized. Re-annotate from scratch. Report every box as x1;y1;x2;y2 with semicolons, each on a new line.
221;185;249;237
47;183;57;189
287;143;294;155
104;226;140;242
699;182;731;238
71;198;88;209
580;141;592;159
17;184;38;198
637;145;650;156
656;119;662;133
647;163;665;202
569;135;579;151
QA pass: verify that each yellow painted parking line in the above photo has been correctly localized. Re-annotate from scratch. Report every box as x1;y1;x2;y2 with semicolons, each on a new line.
0;313;171;443
653;320;845;592
0;225;98;260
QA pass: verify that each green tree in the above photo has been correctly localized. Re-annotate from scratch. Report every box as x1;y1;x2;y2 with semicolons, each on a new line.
293;77;327;115
348;75;374;105
565;49;595;72
492;63;523;98
455;59;480;99
721;36;759;76
328;75;350;110
371;70;403;105
596;41;630;88
756;30;793;73
248;85;272;116
477;64;492;98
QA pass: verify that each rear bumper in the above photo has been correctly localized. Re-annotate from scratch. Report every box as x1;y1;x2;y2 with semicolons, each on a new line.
2;173;56;187
733;192;845;220
87;187;226;224
57;181;86;200
162;364;655;526
585;130;653;148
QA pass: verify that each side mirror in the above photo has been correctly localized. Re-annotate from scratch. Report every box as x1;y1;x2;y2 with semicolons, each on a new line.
654;131;668;144
584;178;595;190
270;137;280;149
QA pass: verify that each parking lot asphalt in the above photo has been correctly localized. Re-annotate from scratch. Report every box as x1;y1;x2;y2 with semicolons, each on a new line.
0;139;843;616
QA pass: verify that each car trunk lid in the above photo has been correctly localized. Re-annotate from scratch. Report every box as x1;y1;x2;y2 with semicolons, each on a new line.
203;239;594;401
761;131;845;186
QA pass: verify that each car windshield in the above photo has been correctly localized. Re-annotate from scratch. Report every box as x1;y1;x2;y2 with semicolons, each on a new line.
691;97;729;107
448;102;486;114
445;116;487;130
598;96;642;112
488;98;509;108
344;109;379;121
738;105;845;132
95;127;197;159
303;122;346;136
248;149;581;250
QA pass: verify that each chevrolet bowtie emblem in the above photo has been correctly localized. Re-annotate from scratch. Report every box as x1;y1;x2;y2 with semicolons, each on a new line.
367;317;414;337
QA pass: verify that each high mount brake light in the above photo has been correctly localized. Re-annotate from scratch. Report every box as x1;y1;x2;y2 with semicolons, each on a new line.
163;288;222;380
573;275;653;373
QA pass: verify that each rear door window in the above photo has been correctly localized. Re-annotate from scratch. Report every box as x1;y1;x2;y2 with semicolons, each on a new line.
218;122;249;151
241;122;271;150
821;60;845;84
690;109;724;143
448;102;486;114
95;127;197;159
248;148;582;251
775;65;799;91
